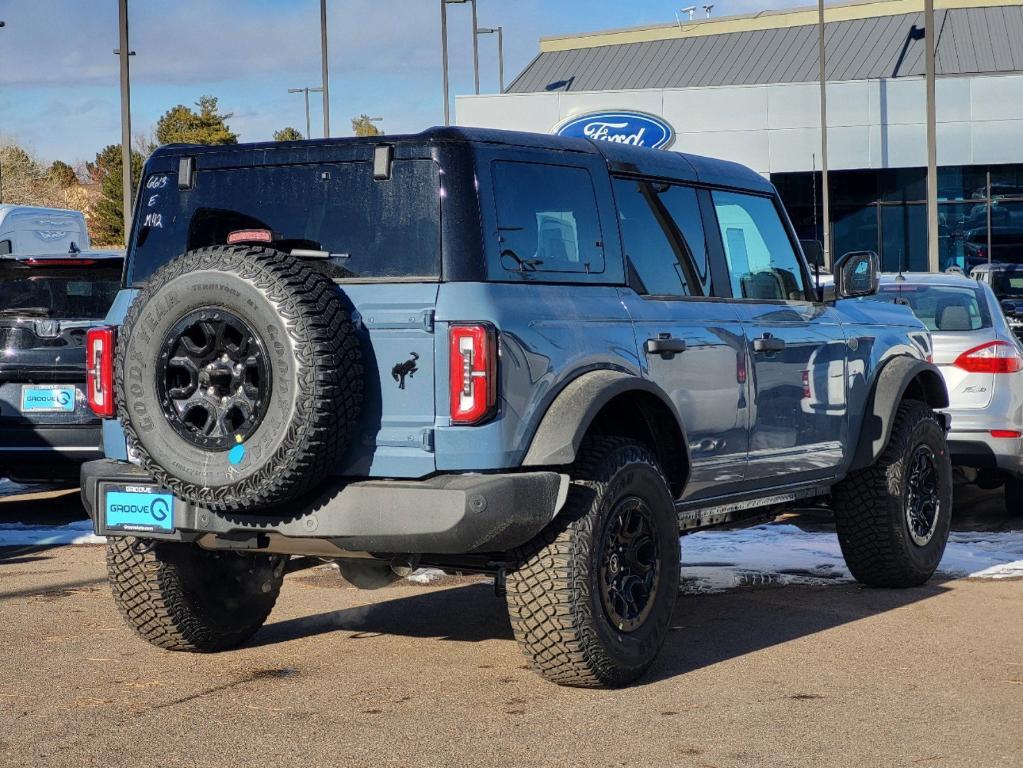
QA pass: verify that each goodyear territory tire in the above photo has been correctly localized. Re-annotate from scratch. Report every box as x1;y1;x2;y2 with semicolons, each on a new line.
106;537;284;652
116;246;362;510
833;400;952;587
506;437;680;688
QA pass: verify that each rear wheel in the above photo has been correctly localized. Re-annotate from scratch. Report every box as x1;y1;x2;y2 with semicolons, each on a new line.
505;437;680;688
106;537;284;652
832;400;952;587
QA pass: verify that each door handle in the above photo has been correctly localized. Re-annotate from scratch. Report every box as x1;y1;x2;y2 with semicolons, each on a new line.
645;334;687;359
753;333;786;353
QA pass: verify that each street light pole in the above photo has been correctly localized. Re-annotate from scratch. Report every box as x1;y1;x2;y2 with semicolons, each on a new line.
117;0;134;245
441;0;473;126
288;87;324;140
925;0;940;272
817;0;832;270
441;0;450;125
320;0;330;138
477;26;505;93
470;0;479;95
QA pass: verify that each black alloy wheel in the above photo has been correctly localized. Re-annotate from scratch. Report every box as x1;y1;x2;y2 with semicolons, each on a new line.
156;309;271;451
905;444;940;546
599;497;662;633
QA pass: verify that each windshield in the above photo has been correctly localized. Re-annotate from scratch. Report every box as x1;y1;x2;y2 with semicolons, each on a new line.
129;160;441;285
861;282;991;332
0;267;121;320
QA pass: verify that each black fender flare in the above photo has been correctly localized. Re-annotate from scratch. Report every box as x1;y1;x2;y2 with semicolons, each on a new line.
521;370;688;467
849;355;950;472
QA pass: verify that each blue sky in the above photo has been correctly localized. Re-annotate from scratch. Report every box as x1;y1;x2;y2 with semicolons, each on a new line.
0;0;783;165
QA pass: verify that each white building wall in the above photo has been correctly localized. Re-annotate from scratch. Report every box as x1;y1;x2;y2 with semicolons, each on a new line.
455;74;1023;175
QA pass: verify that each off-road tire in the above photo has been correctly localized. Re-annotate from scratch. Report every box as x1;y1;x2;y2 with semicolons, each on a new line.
506;437;680;688
106;537;284;652
116;245;362;510
833;400;952;587
1003;475;1023;517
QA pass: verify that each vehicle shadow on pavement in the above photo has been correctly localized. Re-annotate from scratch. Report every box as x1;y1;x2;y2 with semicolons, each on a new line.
251;582;515;646
252;576;952;686
644;581;951;685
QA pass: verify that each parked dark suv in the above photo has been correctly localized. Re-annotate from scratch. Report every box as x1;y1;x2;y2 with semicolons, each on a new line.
82;128;952;687
0;251;122;482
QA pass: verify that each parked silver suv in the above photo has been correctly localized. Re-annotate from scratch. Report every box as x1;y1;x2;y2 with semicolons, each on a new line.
863;272;1023;513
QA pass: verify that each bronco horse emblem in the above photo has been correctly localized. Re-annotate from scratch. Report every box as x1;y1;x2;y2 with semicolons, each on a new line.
391;352;420;390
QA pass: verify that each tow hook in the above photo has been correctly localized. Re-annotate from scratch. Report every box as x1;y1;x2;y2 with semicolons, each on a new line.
494;566;507;598
130;538;156;555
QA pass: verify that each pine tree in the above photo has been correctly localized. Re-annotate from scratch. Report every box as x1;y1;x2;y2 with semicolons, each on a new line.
155;95;239;146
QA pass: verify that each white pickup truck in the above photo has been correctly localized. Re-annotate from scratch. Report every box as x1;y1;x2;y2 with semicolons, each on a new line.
0;205;90;255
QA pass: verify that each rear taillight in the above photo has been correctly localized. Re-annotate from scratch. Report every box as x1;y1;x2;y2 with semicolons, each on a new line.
990;429;1022;438
953;341;1023;374
86;326;116;418
449;324;497;425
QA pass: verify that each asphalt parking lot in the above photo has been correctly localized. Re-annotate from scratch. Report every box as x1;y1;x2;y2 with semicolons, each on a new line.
1;484;1021;768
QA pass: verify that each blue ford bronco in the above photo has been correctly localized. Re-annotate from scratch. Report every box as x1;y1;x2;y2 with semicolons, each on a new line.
82;128;952;687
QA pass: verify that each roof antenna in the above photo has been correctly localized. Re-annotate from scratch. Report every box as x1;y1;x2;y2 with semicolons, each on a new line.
703;4;714;17
677;6;696;27
896;248;906;281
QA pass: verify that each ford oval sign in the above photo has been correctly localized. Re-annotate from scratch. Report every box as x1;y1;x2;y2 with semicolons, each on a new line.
555;111;674;150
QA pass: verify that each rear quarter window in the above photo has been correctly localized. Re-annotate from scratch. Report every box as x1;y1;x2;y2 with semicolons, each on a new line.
491;161;605;275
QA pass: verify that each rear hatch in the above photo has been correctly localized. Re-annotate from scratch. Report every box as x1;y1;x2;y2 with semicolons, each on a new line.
870;280;997;410
0;255;122;428
123;148;443;476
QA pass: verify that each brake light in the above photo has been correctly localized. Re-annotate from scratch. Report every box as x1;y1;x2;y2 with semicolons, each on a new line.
953;341;1023;374
24;258;96;266
449;324;497;424
86;326;116;418
990;430;1022;438
227;229;273;245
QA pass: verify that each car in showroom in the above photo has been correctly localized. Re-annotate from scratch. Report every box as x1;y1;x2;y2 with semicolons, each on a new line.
862;272;1023;513
81;128;951;687
0;250;123;482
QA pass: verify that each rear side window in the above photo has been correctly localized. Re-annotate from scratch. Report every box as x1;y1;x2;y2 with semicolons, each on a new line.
129;160;440;285
492;161;604;274
863;283;991;332
712;190;806;301
612;177;706;297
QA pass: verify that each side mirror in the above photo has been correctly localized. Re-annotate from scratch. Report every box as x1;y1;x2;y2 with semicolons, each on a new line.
833;250;879;299
1001;299;1019;318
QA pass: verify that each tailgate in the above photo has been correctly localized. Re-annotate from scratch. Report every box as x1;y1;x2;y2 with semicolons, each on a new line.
336;283;439;477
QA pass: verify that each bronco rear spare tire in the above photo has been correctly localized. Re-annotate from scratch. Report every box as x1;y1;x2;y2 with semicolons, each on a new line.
116;245;362;510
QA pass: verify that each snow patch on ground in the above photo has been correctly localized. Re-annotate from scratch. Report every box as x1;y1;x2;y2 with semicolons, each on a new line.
405;568;447;584
681;524;1023;593
2;519;1021;592
0;520;105;546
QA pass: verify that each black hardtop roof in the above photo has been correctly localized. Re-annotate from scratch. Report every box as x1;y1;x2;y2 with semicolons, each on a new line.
150;126;773;194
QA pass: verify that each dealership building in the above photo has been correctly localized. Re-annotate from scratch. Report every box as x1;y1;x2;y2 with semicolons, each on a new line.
456;0;1023;272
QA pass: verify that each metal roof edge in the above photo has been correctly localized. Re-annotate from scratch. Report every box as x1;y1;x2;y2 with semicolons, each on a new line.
539;0;1023;52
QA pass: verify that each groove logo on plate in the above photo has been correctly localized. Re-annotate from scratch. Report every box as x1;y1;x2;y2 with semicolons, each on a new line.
105;490;175;532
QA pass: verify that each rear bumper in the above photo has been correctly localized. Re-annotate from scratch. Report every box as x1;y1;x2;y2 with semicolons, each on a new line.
0;426;103;479
947;431;1023;474
81;459;569;555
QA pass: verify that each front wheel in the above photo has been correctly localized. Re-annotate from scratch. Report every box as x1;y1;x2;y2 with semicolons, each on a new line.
505;437;680;688
106;537;284;652
832;400;952;587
